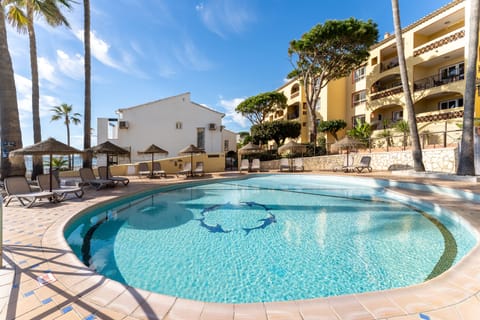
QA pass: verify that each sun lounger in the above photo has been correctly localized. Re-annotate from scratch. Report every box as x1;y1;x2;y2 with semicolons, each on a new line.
79;168;114;190
250;159;261;172
152;162;166;177
355;156;372;173
4;176;56;208
98;166;129;186
193;162;205;176
177;162;192;177
239;159;250;172
333;154;355;172
279;158;290;172
138;163;150;177
293;158;304;172
37;174;84;201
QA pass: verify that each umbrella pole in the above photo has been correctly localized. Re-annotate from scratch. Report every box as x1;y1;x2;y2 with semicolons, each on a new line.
106;153;109;179
151;153;154;178
49;154;53;192
190;153;193;177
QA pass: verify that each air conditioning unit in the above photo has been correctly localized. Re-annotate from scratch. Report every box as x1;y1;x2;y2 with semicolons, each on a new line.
119;121;129;129
208;123;217;130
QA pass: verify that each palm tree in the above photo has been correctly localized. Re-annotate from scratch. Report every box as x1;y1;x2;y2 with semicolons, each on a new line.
0;6;25;179
4;0;72;179
83;0;92;168
50;103;81;170
457;0;479;176
391;0;425;171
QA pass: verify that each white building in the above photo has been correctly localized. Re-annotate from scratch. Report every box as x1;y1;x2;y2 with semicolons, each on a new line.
97;92;237;164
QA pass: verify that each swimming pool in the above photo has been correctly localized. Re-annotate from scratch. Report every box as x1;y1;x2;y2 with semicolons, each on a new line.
65;175;477;303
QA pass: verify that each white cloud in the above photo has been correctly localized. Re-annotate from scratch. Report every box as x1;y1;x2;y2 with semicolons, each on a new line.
74;29;126;72
174;39;212;71
196;0;255;38
57;50;84;80
38;57;61;86
218;96;249;129
14;73;62;127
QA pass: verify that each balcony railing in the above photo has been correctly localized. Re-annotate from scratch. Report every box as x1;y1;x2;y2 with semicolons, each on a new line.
380;58;399;72
370;85;403;101
413;29;465;57
413;73;464;92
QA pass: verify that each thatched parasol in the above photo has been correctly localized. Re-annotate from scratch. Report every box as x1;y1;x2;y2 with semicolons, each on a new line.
238;142;261;154
332;136;365;166
278;140;307;154
10;137;82;191
89;141;130;179
138;144;168;177
179;144;205;176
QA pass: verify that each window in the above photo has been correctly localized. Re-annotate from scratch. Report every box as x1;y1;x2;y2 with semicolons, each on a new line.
392;110;403;122
197;128;205;150
352;115;366;128
439;98;463;110
107;119;118;139
353;66;366;82
224;140;229;152
440;62;464;81
176;121;182;129
352;90;366;107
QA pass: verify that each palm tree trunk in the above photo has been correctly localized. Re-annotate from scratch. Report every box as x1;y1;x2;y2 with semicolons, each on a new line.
66;119;71;170
457;0;479;176
0;8;25;178
83;0;92;168
391;0;425;171
27;4;44;180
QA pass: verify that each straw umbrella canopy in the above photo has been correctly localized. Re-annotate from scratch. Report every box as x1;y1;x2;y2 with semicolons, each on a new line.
138;144;169;177
10;137;83;192
278;140;307;155
179;144;205;176
238;142;261;155
89;141;130;179
332;136;365;166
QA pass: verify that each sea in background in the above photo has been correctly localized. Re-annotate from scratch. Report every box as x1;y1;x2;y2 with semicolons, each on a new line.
23;155;97;176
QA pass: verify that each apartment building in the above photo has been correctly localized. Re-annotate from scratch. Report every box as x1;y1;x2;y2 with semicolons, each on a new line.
274;0;478;147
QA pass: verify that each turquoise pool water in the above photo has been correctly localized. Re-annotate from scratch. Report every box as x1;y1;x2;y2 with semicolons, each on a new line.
65;175;477;303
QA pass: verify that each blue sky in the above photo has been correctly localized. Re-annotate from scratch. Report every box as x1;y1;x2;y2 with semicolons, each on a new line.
7;0;451;149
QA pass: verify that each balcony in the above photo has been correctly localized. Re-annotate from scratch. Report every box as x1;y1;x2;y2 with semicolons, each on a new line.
413;73;464;92
413;28;465;57
370;85;403;101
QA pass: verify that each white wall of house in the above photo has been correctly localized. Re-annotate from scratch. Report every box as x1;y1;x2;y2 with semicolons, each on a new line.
221;128;237;153
97;92;228;163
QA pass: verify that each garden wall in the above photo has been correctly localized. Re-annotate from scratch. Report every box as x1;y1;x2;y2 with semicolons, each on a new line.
261;147;458;173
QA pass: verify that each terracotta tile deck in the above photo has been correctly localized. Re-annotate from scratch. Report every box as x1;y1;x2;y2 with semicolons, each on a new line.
1;171;480;320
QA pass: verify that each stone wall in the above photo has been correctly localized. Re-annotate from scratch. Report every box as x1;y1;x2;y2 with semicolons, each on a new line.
261;147;458;173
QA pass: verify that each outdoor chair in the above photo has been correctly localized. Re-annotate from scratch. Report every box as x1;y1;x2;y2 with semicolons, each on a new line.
98;166;129;186
239;159;250;172
293;158;304;172
79;168;115;190
37;174;84;201
4;176;56;208
138;163;150;177
152;162;167;178
193;162;205;176
333;154;355;172
355;156;372;173
177;162;192;177
250;159;261;172
279;158;290;172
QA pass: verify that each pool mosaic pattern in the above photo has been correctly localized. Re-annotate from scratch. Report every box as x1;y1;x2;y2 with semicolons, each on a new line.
2;172;480;319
